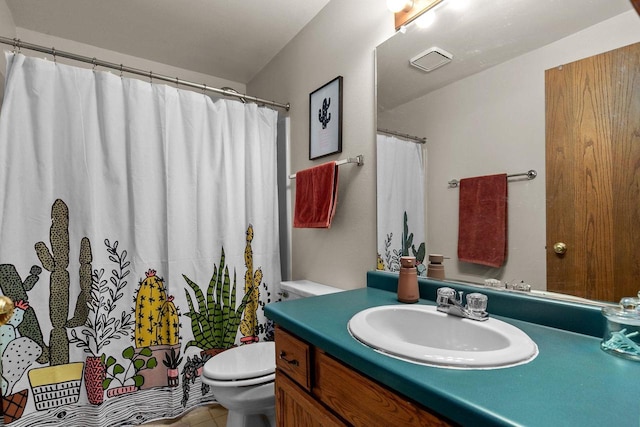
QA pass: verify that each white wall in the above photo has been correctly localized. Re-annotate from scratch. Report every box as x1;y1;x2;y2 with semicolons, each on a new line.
0;0;16;38
0;20;245;102
379;10;640;289
14;28;245;94
249;0;394;289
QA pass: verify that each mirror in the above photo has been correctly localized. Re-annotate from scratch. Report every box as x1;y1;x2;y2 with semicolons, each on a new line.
376;0;640;303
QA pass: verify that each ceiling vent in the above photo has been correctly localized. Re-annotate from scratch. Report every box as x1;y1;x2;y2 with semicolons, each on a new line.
409;47;453;72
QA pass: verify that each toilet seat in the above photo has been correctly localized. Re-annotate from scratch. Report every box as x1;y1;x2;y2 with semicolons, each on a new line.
203;372;275;388
203;341;275;386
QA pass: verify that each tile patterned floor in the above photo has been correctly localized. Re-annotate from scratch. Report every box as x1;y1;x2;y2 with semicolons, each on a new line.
142;404;228;427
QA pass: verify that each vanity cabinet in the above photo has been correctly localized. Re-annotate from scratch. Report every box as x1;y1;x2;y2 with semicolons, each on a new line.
274;326;454;427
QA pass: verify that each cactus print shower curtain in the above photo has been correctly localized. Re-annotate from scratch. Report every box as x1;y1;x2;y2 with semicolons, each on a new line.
376;133;427;276
0;53;281;426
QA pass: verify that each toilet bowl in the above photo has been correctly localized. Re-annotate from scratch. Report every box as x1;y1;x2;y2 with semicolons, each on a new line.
202;280;343;427
202;342;276;427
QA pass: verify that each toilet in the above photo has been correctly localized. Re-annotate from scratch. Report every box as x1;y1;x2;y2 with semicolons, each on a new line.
202;280;343;427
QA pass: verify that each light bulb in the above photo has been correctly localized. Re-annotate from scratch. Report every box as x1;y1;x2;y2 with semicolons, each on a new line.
387;0;413;13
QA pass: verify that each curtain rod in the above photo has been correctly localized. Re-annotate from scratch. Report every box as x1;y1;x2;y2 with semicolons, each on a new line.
377;128;427;144
0;36;290;111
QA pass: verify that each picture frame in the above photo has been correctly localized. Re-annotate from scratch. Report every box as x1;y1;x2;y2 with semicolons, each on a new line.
309;76;343;160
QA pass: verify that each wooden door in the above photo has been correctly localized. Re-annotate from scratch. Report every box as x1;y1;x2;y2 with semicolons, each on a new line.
546;42;640;302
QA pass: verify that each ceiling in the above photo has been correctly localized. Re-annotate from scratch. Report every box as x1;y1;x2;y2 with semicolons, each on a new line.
377;0;634;111
5;0;330;84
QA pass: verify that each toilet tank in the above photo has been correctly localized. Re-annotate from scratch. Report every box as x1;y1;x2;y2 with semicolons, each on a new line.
280;280;343;301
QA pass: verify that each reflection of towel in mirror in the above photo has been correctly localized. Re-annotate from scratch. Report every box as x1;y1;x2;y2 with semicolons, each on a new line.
457;173;507;268
294;161;338;228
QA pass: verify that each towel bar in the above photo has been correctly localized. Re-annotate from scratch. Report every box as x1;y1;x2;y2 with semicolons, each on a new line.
448;169;537;188
288;155;364;179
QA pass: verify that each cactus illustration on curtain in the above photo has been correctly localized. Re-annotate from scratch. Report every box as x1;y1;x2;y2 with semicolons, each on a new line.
240;225;262;343
402;211;425;264
34;199;93;365
183;247;254;351
0;265;46;363
134;270;180;347
0;299;42;423
1;300;42;396
159;296;180;345
382;211;426;276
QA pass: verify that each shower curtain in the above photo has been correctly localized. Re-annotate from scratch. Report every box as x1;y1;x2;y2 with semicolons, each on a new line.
0;53;281;426
376;133;427;276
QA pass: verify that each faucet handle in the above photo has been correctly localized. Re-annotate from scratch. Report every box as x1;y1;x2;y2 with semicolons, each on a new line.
466;293;488;314
436;287;456;305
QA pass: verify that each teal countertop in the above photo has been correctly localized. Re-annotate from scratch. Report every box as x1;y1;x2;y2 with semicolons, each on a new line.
265;285;640;426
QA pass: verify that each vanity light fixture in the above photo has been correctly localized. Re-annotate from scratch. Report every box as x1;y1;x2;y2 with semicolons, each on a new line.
409;47;453;72
390;0;444;31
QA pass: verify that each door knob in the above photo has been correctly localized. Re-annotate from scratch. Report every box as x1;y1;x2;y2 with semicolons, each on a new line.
553;242;567;254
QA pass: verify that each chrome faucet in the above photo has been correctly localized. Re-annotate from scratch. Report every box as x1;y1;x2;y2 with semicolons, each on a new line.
436;287;489;321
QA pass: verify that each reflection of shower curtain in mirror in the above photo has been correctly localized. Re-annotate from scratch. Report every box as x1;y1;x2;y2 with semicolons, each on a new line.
376;134;427;276
0;53;281;426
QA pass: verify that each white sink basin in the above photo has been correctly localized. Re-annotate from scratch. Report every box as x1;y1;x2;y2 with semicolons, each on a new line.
348;305;538;369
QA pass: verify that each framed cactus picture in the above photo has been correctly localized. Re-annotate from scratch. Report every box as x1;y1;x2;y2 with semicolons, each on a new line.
309;76;343;160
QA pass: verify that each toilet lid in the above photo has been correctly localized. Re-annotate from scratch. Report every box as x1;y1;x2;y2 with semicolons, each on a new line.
203;341;275;381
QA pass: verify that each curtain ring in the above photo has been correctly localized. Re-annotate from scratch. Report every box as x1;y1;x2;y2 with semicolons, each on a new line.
92;57;97;71
119;64;123;78
175;77;179;88
52;47;56;63
149;71;153;84
202;84;207;95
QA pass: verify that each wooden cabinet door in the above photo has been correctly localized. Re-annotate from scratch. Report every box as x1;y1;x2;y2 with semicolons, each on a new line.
546;42;640;301
275;372;347;427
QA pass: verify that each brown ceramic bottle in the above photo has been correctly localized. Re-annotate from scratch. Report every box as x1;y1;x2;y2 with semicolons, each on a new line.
426;254;445;279
397;256;419;303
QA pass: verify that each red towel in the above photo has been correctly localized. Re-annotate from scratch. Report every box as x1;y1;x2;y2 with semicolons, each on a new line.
293;161;338;228
457;173;508;267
